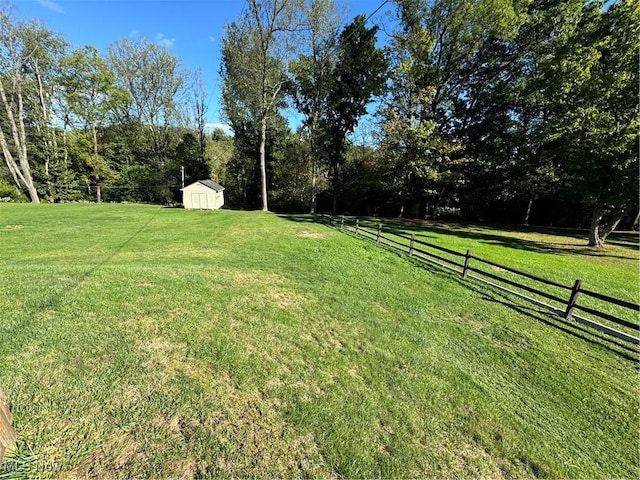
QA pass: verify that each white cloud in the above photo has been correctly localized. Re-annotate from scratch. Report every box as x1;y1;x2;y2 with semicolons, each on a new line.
36;0;64;14
129;29;140;37
155;33;175;49
205;122;233;135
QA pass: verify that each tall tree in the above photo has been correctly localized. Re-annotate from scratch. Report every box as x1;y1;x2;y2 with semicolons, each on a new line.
108;36;187;166
541;0;639;246
61;46;128;202
221;0;303;211
0;7;66;202
290;0;343;213
325;14;387;214
191;68;208;169
380;0;525;218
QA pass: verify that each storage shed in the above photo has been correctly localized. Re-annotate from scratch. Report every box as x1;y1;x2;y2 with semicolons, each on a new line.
182;180;225;210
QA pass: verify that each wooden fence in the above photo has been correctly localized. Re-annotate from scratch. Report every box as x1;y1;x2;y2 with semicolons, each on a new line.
320;214;640;346
0;386;16;464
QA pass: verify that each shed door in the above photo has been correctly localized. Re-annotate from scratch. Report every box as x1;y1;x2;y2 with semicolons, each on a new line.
191;192;208;209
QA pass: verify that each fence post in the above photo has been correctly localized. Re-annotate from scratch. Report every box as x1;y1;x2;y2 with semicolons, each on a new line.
0;386;16;464
564;279;582;319
341;215;345;231
409;233;415;256
355;219;360;235
329;214;333;226
376;224;382;243
462;249;472;277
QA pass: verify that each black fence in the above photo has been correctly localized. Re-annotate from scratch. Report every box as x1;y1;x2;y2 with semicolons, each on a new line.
320;214;640;346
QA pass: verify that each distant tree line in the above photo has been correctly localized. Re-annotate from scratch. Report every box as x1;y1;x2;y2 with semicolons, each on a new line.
1;0;637;247
0;4;227;206
220;0;638;246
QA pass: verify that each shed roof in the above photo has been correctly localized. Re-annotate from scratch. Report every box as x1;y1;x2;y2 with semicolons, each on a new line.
183;180;225;192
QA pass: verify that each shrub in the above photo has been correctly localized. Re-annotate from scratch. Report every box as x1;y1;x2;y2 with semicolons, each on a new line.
0;178;27;202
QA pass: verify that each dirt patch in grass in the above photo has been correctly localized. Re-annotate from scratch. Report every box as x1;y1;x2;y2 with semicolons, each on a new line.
80;432;148;477
232;270;305;309
137;338;186;355
233;270;284;286
296;231;326;239
194;377;331;477
266;288;304;309
72;361;333;478
121;316;160;334
415;435;515;479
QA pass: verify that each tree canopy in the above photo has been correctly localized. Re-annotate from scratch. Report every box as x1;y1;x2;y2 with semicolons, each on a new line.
1;0;636;246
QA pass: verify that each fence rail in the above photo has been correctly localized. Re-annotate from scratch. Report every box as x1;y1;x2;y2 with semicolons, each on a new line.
321;214;640;346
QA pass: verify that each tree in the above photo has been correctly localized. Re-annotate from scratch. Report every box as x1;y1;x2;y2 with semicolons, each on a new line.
175;132;210;187
0;7;67;202
208;128;234;185
325;14;387;213
191;68;208;169
532;0;639;246
289;0;343;213
108;36;187;166
221;0;303;211
61;46;128;202
566;0;638;246
380;0;525;218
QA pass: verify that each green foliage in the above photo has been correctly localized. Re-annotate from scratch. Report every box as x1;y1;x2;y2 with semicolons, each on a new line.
269;131;315;212
174;132;210;186
0;0;635;237
0;178;26;202
324;14;388;212
207;129;234;185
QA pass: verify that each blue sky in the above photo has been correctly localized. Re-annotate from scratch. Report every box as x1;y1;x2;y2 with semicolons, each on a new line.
14;0;393;133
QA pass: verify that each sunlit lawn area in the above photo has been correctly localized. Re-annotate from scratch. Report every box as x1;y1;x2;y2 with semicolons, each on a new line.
0;203;638;478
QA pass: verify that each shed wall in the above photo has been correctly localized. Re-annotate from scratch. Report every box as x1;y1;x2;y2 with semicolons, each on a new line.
182;183;224;210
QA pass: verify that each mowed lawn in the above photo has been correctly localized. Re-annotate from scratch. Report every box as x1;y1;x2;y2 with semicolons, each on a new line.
0;203;638;478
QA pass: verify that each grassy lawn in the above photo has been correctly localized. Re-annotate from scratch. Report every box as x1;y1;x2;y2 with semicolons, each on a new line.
0;203;638;478
351;216;639;337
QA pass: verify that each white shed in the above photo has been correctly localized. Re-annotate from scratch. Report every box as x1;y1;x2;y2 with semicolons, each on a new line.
182;180;225;210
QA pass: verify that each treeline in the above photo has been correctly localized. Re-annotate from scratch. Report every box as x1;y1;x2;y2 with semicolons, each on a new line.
0;5;231;206
221;0;638;246
1;1;638;248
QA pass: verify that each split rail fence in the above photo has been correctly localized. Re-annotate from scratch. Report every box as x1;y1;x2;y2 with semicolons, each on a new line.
320;214;640;346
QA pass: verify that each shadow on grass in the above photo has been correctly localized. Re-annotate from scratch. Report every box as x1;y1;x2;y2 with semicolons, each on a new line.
301;217;639;363
304;215;639;261
404;252;640;363
275;213;317;224
463;282;640;363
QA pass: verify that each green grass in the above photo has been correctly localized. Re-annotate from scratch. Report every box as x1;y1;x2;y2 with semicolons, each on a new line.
351;216;639;336
0;203;638;478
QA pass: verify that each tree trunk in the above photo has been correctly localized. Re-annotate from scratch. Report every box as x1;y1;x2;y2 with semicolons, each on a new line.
432;187;446;219
524;197;533;225
34;59;56;200
92;124;101;203
309;124;317;214
241;166;248;210
0;74;39;203
588;206;603;247
310;159;317;214
259;114;268;212
331;160;338;215
632;210;640;231
588;204;624;247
